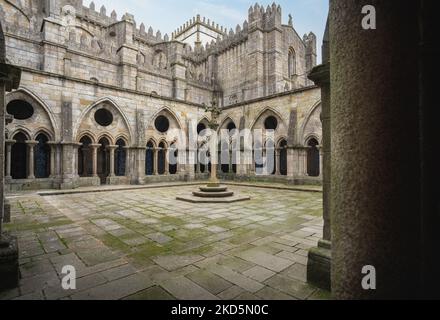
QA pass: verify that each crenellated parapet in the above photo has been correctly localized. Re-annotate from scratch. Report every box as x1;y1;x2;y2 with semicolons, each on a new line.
181;19;250;63
248;2;282;31
172;14;227;42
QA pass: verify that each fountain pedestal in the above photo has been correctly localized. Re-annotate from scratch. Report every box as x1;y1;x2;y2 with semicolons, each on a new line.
177;184;250;204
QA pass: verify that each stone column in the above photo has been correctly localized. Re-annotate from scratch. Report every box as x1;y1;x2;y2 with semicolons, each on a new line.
47;142;57;178
196;154;201;174
5;139;15;180
107;145;117;177
56;145;61;178
132;147;146;184
329;0;420;299
153;148;159;175
164;148;169;175
252;150;257;174
300;148;308;176
26;140;38;179
90;144;100;178
60;142;80;189
307;62;331;291
286;146;295;177
275;149;281;176
124;147;131;177
72;144;80;178
0;56;21;290
80;147;88;176
318;145;323;178
187;148;196;180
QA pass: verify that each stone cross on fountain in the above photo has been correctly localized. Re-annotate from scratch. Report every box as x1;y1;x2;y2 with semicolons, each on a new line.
204;98;221;187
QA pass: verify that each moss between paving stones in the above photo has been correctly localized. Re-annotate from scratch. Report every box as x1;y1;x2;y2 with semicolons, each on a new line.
99;234;131;252
4;219;72;232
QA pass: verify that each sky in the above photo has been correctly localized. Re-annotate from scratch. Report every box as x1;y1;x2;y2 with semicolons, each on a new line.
83;0;328;63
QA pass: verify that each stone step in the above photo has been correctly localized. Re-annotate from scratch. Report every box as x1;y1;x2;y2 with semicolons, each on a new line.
192;191;235;198
199;186;228;193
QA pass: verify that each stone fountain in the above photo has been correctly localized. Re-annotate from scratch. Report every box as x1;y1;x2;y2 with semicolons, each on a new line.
177;99;250;204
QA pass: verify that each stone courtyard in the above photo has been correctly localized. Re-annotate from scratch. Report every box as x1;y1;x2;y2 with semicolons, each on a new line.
0;183;328;300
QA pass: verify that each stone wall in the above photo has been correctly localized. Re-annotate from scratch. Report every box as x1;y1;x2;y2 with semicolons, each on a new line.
0;0;322;190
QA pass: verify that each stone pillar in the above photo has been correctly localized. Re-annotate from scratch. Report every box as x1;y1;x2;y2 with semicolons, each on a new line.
187;148;196;180
286;146;294;177
307;23;332;289
300;148;308;176
131;147;146;184
124;147;131;177
318;145;323;178
0;47;22;290
72;144;80;178
5;139;15;179
90;144;100;178
60;143;80;190
275;149;281;176
47;142;57;178
196;154;201;174
153;148;159;175
252;150;256;174
107;145;117;177
228;147;235;175
26;140;38;179
164;148;169;175
329;0;420;299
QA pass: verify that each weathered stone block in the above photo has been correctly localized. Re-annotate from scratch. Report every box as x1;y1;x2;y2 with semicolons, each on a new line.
307;239;331;291
0;234;20;291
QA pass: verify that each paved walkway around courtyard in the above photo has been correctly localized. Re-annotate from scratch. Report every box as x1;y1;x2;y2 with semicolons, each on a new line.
1;182;329;300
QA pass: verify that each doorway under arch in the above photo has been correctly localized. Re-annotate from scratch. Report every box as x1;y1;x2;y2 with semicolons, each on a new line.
115;139;126;177
307;138;320;177
78;136;93;177
98;137;110;184
279;139;288;176
158;142;166;175
146;141;155;176
35;133;50;179
11;132;28;179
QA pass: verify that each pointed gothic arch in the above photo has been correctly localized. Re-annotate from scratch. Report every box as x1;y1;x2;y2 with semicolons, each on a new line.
6;88;58;140
75;97;133;144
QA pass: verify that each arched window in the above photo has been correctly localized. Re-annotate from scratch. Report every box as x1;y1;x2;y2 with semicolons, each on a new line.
115;139;126;176
279;139;288;176
307;138;320;177
158;142;166;175
35;133;50;179
145;141;155;176
98;137;110;184
78;136;92;177
288;48;296;78
11;132;28;179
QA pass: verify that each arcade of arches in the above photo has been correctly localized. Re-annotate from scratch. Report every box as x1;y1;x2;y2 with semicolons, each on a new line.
4;96;322;190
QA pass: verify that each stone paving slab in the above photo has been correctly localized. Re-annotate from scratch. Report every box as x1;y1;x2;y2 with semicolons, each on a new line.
160;277;219;300
3;184;327;300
